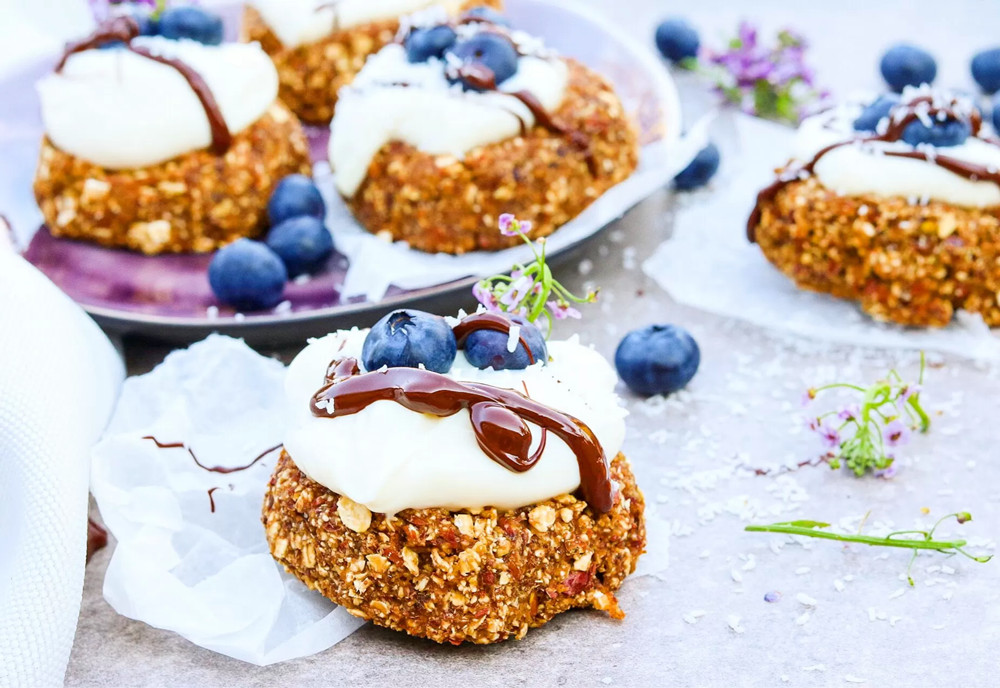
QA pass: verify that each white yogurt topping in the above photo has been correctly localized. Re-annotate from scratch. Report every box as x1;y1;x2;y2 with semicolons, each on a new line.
329;42;568;196
793;102;1000;208
37;37;278;169
248;0;465;49
283;327;627;515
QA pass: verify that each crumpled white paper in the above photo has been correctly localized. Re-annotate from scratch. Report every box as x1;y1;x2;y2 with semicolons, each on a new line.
321;121;707;302
90;335;670;664
644;112;1000;362
90;336;365;666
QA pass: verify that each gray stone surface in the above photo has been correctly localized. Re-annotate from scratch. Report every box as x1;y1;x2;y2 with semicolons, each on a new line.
68;2;1000;685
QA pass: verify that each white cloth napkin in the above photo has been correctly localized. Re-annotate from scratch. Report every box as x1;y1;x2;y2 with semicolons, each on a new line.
0;252;124;687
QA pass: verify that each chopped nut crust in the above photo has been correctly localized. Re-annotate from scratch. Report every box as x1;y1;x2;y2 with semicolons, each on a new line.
240;1;501;126
33;102;311;254
263;450;646;645
344;59;640;254
752;175;1000;327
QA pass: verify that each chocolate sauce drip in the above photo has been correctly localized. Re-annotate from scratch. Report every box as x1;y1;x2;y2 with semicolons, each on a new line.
315;1;344;33
454;64;597;175
207;487;220;513
142;436;282;474
86;518;108;563
747;96;999;242
309;358;614;513
452;312;535;364
55;16;232;155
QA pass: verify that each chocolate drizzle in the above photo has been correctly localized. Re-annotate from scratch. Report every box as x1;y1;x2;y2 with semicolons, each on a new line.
55;16;232;155
309;357;613;512
142;436;282;474
747;95;999;242
452;312;536;364
453;63;597;174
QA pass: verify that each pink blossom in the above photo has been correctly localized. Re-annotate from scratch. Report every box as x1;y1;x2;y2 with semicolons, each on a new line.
837;404;860;421
547;300;581;320
499;274;534;310
883;420;910;447
899;384;922;403
472;282;500;312
498;213;518;237
817;422;841;450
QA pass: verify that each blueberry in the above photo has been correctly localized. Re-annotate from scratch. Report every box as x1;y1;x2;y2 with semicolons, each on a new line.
901;119;971;147
614;324;700;397
447;33;519;90
406;25;457;63
992;93;1000;133
654;18;700;63
267;174;325;227
972;48;1000;94
674;143;720;191
362;310;457;374
208;239;287;311
461;6;512;28
265;216;334;278
853;94;899;132
463;316;546;371
880;44;936;92
159;6;224;45
136;13;159;36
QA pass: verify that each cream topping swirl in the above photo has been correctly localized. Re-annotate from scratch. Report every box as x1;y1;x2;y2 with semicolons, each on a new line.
37;37;278;169
283;327;626;515
248;0;466;49
329;41;569;197
793;102;1000;208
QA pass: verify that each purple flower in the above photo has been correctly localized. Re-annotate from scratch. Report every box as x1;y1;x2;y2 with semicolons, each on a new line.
817;422;841;450
499;274;534;310
874;465;897;479
498;213;518;237
882;420;910;447
472;282;500;312
837;404;860;421
801;389;816;407
899;384;922;403
547;300;581;320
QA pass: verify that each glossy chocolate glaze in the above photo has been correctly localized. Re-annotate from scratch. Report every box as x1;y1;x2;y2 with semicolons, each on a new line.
309;358;613;512
55;16;232;155
747;96;998;242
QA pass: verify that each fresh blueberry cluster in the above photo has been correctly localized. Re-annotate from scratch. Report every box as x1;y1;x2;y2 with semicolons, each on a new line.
362;309;546;374
852;94;899;132
209;175;333;311
615;324;700;397
404;6;520;92
98;5;223;50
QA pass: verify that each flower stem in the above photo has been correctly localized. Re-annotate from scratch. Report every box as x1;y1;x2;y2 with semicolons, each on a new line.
745;523;969;552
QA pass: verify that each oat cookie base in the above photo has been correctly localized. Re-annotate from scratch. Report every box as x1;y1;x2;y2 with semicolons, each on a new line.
752;176;1000;328
263;450;646;645
241;0;501;126
345;59;640;254
33;101;312;255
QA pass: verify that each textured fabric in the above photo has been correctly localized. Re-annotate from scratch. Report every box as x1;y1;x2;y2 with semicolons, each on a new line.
0;253;123;687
